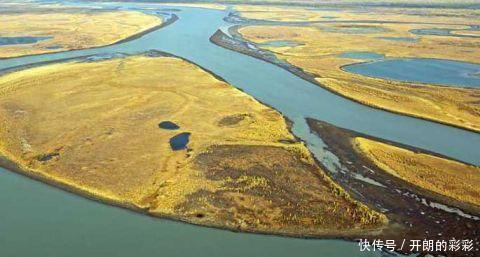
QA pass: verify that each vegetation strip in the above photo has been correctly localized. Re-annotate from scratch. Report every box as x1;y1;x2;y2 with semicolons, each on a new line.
307;118;479;255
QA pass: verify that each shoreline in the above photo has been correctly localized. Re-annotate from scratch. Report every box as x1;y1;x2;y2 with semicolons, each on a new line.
306;117;480;256
0;150;386;242
0;13;178;61
0;51;386;242
306;118;480;212
0;153;383;241
210;28;480;135
340;58;480;90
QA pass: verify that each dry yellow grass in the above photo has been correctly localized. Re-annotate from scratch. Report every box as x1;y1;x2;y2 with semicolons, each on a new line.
236;4;480;24
354;137;480;208
238;8;480;132
0;54;386;236
0;10;162;58
451;30;480;37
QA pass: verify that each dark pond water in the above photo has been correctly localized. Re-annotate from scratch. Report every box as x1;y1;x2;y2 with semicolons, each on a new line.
170;132;191;150
0;36;52;46
344;58;480;88
158;121;180;130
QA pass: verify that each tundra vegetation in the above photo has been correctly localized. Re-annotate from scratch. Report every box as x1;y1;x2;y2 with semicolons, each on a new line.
0;54;386;237
354;137;480;209
0;7;162;58
236;5;480;132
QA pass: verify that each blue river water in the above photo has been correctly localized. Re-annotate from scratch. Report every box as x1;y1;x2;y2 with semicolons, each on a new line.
1;2;479;256
344;58;480;88
0;167;388;257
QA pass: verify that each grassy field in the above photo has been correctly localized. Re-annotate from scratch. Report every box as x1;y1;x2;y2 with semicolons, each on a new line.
354;137;480;208
0;53;386;237
236;4;480;24
237;6;480;133
306;118;480;247
0;9;162;58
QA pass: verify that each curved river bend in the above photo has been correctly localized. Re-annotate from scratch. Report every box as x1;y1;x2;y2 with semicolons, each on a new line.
1;2;479;256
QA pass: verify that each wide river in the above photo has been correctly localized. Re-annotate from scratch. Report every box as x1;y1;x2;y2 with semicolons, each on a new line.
1;2;479;256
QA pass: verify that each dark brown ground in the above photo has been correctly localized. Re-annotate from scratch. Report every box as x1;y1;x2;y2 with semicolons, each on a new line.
307;118;480;256
174;144;387;238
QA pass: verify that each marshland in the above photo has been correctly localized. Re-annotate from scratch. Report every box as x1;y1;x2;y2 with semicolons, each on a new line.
0;1;479;257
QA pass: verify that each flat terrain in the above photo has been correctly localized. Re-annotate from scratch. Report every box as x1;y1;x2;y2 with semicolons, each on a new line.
355;137;480;209
236;6;480;132
236;4;480;24
307;118;480;254
0;53;386;237
0;7;162;58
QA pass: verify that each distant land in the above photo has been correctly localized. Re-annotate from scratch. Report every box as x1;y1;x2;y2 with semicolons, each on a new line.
88;0;480;8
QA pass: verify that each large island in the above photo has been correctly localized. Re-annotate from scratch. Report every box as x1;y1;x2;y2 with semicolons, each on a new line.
0;52;387;237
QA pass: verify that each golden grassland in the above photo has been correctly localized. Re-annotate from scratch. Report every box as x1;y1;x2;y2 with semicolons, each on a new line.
451;30;480;37
0;54;386;236
235;4;480;24
354;137;480;209
0;10;162;58
237;7;480;133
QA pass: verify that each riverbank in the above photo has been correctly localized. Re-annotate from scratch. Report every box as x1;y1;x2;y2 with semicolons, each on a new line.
212;28;480;134
219;5;480;134
307;118;480;256
2;3;480;257
0;51;387;239
354;136;480;209
0;6;164;58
